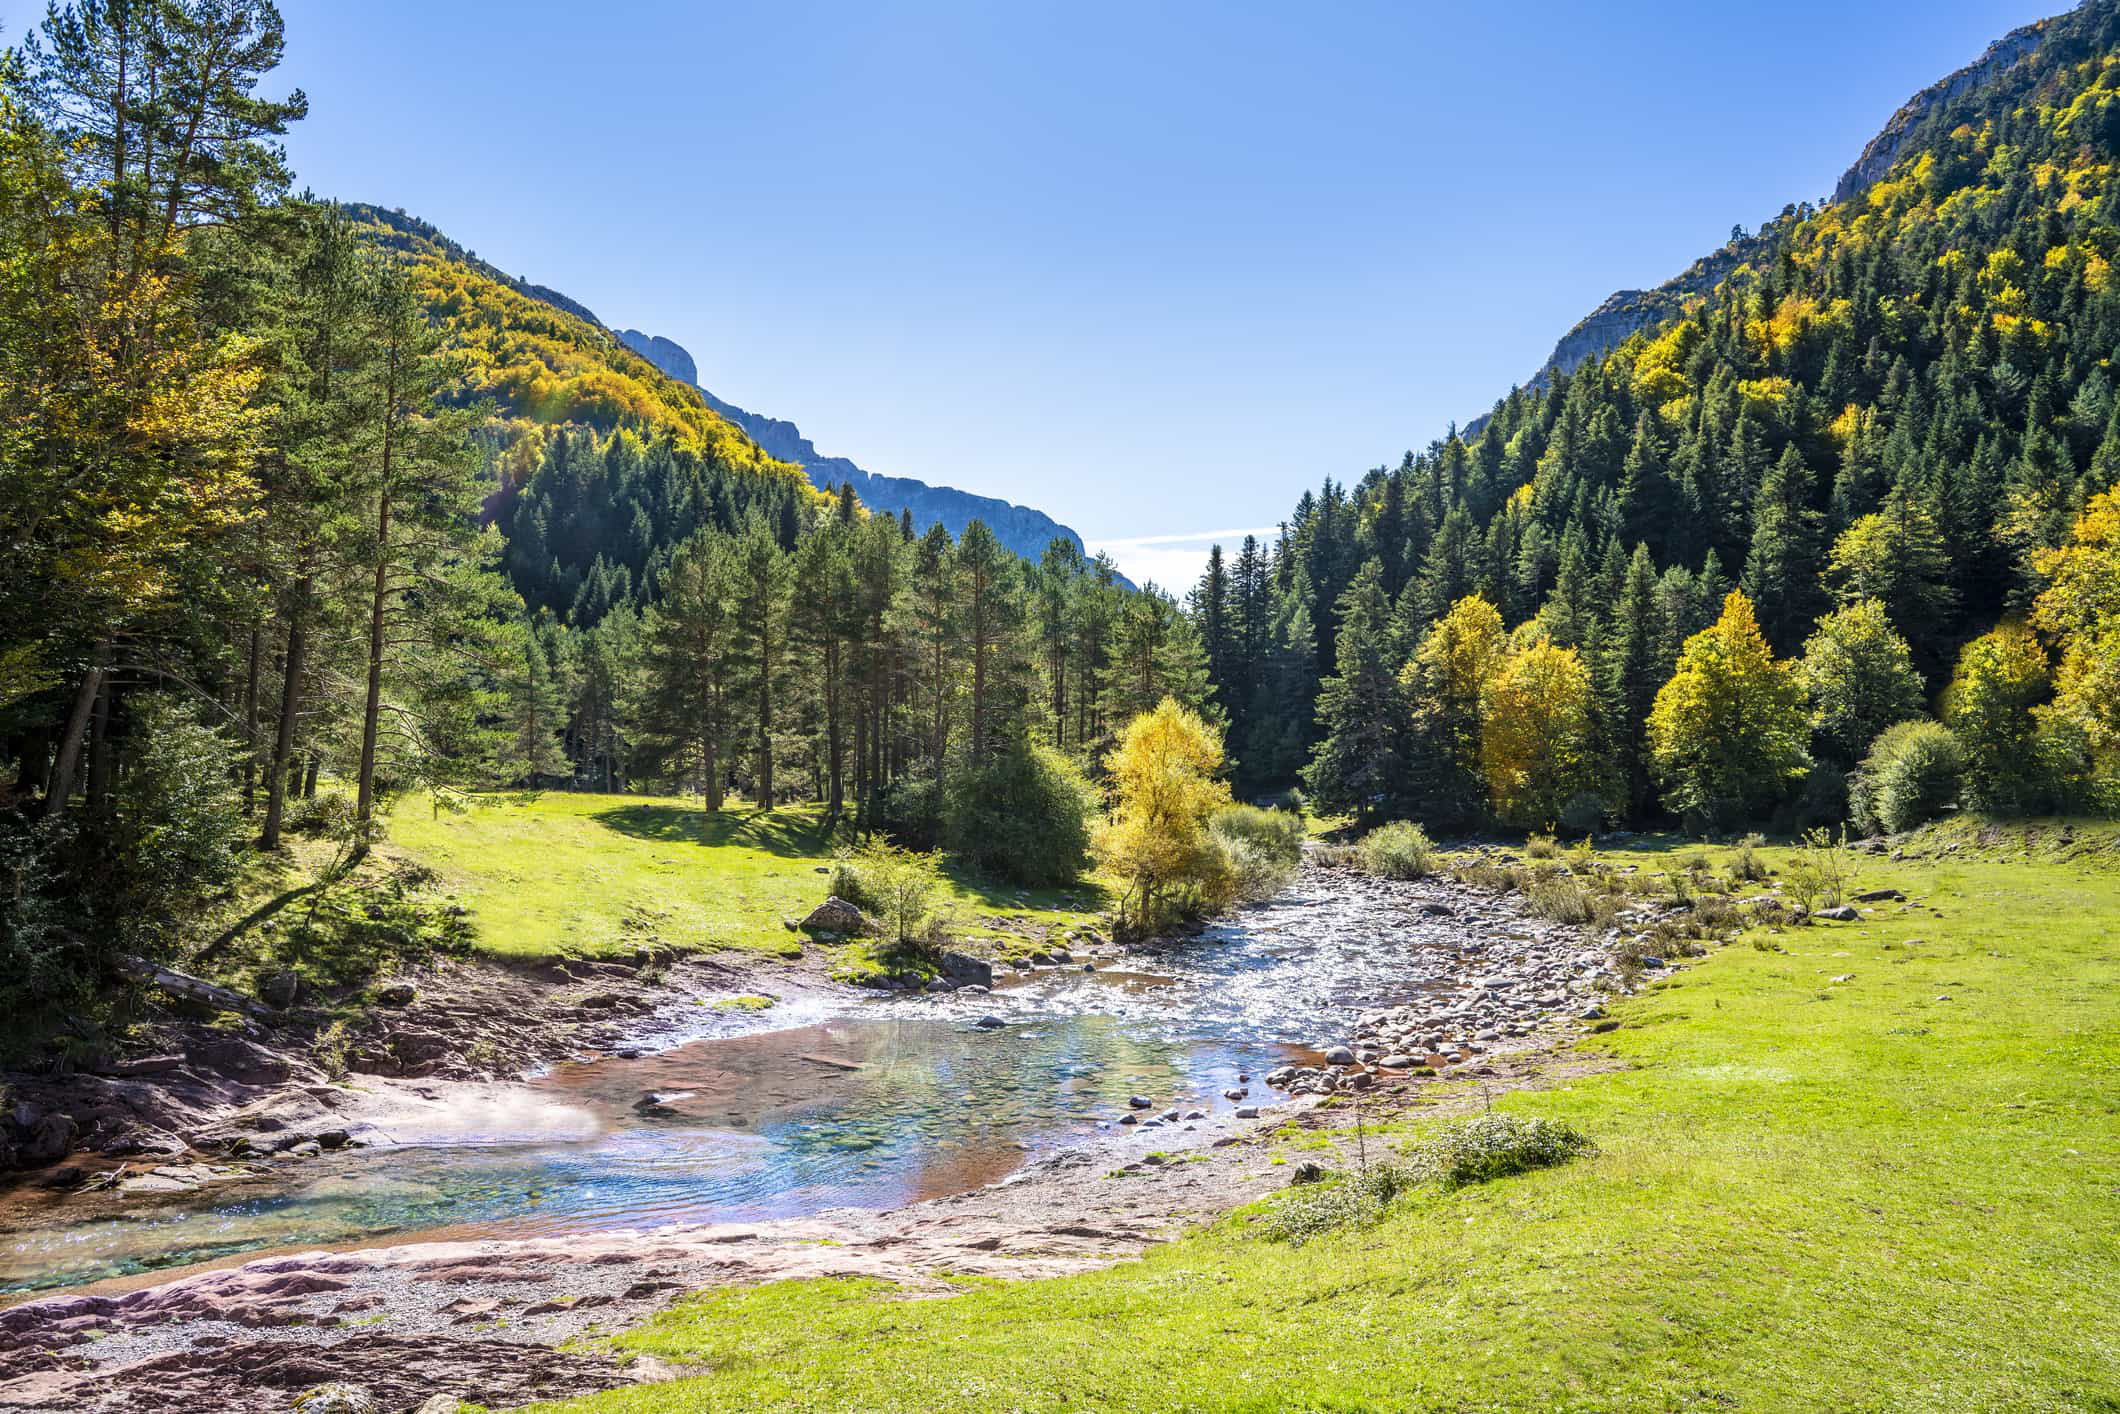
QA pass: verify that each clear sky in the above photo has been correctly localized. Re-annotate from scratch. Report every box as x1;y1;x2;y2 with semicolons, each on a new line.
1;0;2063;587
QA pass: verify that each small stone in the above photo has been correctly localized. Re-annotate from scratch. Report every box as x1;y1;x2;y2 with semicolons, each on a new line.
1235;1105;1260;1119
257;969;300;1010
1127;1095;1153;1109
1117;1113;1138;1125
375;983;416;1007
1322;1045;1355;1066
971;1015;1006;1030
1377;1054;1414;1068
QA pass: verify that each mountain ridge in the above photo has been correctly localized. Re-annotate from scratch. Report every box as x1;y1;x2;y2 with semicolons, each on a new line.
1487;9;2068;418
614;328;1102;571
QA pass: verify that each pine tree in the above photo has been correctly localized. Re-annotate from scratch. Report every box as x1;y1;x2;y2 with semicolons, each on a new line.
1304;563;1406;821
1742;445;1827;653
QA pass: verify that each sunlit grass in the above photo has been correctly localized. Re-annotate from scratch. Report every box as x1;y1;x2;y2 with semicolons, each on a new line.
523;829;2120;1411
384;791;1107;961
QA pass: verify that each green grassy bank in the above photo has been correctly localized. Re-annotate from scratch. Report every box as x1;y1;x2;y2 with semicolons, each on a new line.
386;791;1105;962
518;827;2120;1412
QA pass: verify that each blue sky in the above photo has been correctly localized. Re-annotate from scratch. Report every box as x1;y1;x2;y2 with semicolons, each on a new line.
2;0;2062;587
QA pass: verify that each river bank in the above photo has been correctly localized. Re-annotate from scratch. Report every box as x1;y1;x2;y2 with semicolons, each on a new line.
0;858;1625;1411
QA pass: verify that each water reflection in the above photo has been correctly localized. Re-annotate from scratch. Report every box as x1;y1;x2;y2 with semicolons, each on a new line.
4;881;1455;1296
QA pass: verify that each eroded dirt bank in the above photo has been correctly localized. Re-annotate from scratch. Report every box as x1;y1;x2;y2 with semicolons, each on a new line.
0;946;844;1227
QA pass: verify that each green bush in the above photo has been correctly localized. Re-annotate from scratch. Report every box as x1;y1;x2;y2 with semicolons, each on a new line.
1850;720;1963;835
874;775;942;851
1725;832;1769;883
1523;865;1594;923
942;741;1098;886
834;840;943;949
1356;821;1434;879
1209;805;1303;869
1206;809;1302;904
105;696;246;959
286;789;356;839
1409;1113;1594;1189
1263;1163;1419;1245
1524;833;1562;860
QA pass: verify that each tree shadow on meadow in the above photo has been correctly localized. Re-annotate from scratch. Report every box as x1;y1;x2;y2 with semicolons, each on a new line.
588;800;844;859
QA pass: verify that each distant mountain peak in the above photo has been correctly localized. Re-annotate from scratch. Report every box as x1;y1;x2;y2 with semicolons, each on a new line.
615;329;1112;575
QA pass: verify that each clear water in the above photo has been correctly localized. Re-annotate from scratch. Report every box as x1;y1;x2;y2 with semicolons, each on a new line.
1;875;1455;1296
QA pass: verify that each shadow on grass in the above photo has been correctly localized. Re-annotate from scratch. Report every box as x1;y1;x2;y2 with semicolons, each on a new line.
939;861;1111;915
590;801;845;858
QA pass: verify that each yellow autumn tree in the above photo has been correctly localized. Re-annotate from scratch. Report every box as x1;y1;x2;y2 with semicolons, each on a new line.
1479;635;1598;828
1402;593;1508;781
1095;697;1233;932
2033;480;2120;771
1647;591;1811;823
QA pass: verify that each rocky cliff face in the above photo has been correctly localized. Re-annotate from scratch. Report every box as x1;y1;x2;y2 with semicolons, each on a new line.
1494;15;2059;419
1832;17;2054;204
615;329;1101;570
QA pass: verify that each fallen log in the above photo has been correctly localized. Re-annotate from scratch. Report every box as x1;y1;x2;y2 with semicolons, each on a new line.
116;957;265;1019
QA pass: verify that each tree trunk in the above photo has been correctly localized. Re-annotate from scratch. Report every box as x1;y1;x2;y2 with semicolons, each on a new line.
756;631;775;810
825;639;844;817
260;594;309;850
241;621;261;813
85;676;114;815
356;351;399;824
46;641;110;819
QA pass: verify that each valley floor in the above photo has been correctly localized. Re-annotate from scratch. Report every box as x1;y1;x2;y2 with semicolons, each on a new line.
4;818;2117;1412
519;827;2120;1414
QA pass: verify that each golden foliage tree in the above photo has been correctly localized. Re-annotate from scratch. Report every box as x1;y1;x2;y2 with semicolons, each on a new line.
1647;591;1810;822
1479;635;1598;828
2033;481;2120;771
1095;696;1232;932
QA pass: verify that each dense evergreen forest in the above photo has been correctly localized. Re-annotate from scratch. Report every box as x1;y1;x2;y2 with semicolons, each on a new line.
0;0;1212;1013
12;0;2120;1020
1190;0;2120;834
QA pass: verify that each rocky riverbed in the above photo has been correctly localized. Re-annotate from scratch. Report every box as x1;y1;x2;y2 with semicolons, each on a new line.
1;857;1636;1411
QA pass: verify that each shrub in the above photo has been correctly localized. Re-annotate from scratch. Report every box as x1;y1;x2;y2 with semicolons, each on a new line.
1207;805;1303;903
1725;833;1769;883
1355;821;1434;879
1523;866;1594;924
1784;825;1857;910
104;696;246;962
834;840;943;948
1524;833;1561;860
286;790;355;839
1209;804;1304;865
1409;1113;1594;1189
1262;1163;1418;1245
944;741;1098;886
1849;720;1963;836
827;851;884;914
874;776;942;851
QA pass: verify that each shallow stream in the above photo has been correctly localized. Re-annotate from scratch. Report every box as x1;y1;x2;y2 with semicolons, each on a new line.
3;872;1463;1296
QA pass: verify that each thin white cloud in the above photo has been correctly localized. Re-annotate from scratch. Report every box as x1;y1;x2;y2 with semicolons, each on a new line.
1090;526;1279;550
1086;527;1277;591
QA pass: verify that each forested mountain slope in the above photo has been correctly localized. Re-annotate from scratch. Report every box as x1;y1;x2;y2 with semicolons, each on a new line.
1201;0;2120;831
614;327;1102;570
1504;11;2063;400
